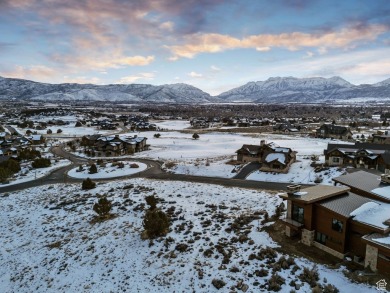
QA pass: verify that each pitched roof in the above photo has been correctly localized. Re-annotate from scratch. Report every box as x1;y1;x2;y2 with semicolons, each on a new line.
351;203;390;231
318;192;374;218
333;171;390;203
236;144;261;155
265;153;287;165
326;142;390;153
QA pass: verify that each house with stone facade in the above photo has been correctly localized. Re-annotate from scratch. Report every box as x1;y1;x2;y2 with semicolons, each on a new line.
81;134;148;157
279;183;390;275
324;142;390;172
236;140;296;173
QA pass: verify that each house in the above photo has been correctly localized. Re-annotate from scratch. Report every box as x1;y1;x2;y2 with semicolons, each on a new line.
81;134;148;156
236;140;296;173
316;124;352;140
324;142;390;171
332;170;390;203
273;122;299;133
28;134;45;145
372;131;390;144
279;184;390;275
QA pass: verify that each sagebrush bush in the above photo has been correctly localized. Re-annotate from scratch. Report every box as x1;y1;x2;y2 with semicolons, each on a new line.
267;273;285;292
322;284;339;293
299;266;319;288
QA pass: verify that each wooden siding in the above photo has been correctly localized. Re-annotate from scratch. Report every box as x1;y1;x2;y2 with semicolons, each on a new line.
312;205;347;253
377;247;390;275
347;222;374;258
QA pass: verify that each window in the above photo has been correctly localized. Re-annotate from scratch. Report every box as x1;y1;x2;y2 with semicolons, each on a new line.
332;219;343;232
316;232;327;244
292;204;304;224
332;157;340;163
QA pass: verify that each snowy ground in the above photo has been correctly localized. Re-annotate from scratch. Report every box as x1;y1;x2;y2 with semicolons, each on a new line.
152;120;191;130
67;162;147;179
247;156;347;185
12;124;113;137
3;159;71;186
133;131;348;181
0;178;377;292
10;115;115;137
69;128;349;182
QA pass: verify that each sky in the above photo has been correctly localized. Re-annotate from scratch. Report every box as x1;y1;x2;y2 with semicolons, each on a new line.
0;0;389;95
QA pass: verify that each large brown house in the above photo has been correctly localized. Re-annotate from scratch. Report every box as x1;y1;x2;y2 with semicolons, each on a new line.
236;140;296;173
324;142;390;172
81;134;148;156
279;181;390;275
316;124;352;140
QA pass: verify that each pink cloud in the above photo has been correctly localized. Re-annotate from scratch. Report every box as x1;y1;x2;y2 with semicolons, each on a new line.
168;24;388;59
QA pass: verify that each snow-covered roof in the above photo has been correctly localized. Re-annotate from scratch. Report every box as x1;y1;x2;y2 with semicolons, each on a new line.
371;186;390;200
372;235;390;245
350;202;390;230
272;147;290;153
31;134;42;140
265;153;286;164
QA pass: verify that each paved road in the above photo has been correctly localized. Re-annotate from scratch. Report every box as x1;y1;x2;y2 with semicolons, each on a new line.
233;161;261;179
0;145;312;194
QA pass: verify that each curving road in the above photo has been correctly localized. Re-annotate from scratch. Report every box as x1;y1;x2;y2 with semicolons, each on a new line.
0;146;313;194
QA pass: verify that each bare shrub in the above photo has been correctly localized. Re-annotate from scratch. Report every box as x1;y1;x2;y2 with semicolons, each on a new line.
267;273;285;292
299;266;319;288
164;161;177;169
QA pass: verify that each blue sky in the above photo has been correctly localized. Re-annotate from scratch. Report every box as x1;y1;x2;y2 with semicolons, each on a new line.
0;0;389;95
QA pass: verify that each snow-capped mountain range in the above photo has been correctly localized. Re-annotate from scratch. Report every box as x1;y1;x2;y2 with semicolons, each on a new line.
217;76;390;103
0;76;389;103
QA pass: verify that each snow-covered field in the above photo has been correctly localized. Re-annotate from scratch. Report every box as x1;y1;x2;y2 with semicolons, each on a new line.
0;178;377;292
152;120;191;130
68;162;147;179
133;130;348;181
58;119;351;182
248;156;346;185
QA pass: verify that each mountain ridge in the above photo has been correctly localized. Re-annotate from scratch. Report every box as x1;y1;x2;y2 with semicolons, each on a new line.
0;76;389;103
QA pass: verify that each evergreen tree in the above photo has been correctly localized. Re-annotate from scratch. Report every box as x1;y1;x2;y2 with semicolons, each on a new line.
142;195;169;239
82;178;96;190
89;163;98;174
93;197;112;218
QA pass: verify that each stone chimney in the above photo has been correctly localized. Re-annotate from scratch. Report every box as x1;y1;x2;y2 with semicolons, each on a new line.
286;184;301;196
